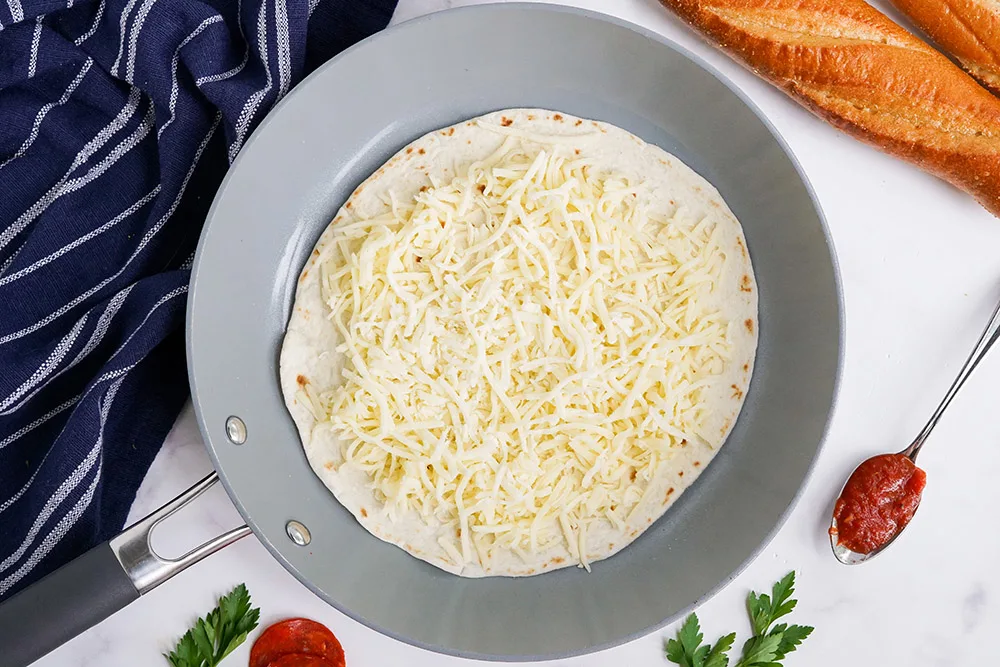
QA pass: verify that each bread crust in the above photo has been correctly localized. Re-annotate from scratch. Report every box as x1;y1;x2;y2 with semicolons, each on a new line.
659;0;1000;216
890;0;1000;96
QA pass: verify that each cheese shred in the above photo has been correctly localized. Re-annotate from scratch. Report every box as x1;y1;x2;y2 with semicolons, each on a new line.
313;139;732;570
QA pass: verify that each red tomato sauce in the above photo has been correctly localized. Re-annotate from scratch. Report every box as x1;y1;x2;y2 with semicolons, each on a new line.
831;453;927;554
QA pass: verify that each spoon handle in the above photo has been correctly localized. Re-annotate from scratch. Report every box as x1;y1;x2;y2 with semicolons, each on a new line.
903;295;1000;460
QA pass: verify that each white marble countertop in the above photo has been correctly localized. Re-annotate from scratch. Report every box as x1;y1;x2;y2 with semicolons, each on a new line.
32;0;1000;665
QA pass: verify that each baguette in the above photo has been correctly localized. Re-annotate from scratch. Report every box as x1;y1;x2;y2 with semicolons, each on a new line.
889;0;1000;96
658;0;1000;217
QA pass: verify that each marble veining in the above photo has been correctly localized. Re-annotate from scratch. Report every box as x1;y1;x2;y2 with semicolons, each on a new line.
29;1;1000;666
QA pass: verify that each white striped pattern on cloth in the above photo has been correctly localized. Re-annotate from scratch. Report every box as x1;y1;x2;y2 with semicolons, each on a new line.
229;0;272;162
158;15;224;139
0;87;145;254
0;58;93;171
0;186;159;288
0;283;137;418
0;0;396;602
27;14;41;77
0;376;124;596
0;315;88;414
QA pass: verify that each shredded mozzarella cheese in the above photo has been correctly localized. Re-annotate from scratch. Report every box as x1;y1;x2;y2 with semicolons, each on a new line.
307;137;732;570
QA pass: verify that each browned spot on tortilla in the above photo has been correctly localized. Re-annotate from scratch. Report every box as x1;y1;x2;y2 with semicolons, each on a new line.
415;256;422;263
630;469;637;481
693;461;701;467
542;563;548;568
418;148;426;155
477;183;486;193
743;363;749;372
345;201;352;209
299;270;309;282
553;114;563;121
324;461;334;470
736;237;746;257
669;199;675;206
740;275;752;292
659;159;667;165
710;200;719;208
440;220;445;228
296;374;309;387
501;117;512;127
466;121;472;126
574;149;580;155
608;543;614;549
678;471;684;477
313;249;320;256
745;318;754;333
467;140;471;144
360;508;368;518
592;121;599;127
732;384;743;400
553;557;564;564
419;185;428;192
406;147;413;154
575;119;583;126
528;114;536;120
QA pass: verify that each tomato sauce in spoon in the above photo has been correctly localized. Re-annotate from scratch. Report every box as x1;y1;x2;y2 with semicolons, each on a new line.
830;453;927;554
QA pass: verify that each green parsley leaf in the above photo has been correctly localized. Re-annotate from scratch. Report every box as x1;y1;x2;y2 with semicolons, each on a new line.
705;632;736;667
772;624;813;660
767;572;798;626
665;614;734;667
746;572;799;637
736;633;782;666
664;573;813;667
665;614;703;667
165;583;260;667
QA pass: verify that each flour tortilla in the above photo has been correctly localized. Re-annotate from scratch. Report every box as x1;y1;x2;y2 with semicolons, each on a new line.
279;109;758;577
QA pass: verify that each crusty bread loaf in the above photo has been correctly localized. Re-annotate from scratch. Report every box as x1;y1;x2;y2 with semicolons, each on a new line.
658;0;1000;217
889;0;1000;96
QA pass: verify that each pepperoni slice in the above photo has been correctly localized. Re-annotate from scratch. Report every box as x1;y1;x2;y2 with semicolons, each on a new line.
267;654;335;667
250;618;345;667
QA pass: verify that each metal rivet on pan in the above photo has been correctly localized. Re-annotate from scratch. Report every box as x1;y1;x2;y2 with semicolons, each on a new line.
225;416;247;445
286;520;311;546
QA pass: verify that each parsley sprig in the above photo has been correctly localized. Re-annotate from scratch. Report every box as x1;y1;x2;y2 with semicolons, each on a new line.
165;583;261;667
664;572;814;667
665;615;735;667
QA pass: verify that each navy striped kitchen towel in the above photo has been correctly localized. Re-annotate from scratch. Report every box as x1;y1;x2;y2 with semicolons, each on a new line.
0;0;397;599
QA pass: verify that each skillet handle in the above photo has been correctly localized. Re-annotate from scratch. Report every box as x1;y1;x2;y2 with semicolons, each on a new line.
0;473;251;667
0;542;138;667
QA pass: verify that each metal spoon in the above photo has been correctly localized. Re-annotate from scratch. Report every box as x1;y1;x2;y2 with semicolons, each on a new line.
831;295;1000;564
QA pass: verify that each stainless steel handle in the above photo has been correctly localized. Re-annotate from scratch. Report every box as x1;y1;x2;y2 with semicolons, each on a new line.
110;472;252;594
903;296;1000;459
0;472;251;666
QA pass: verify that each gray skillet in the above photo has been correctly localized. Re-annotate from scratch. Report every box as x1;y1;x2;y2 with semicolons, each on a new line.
0;4;842;664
